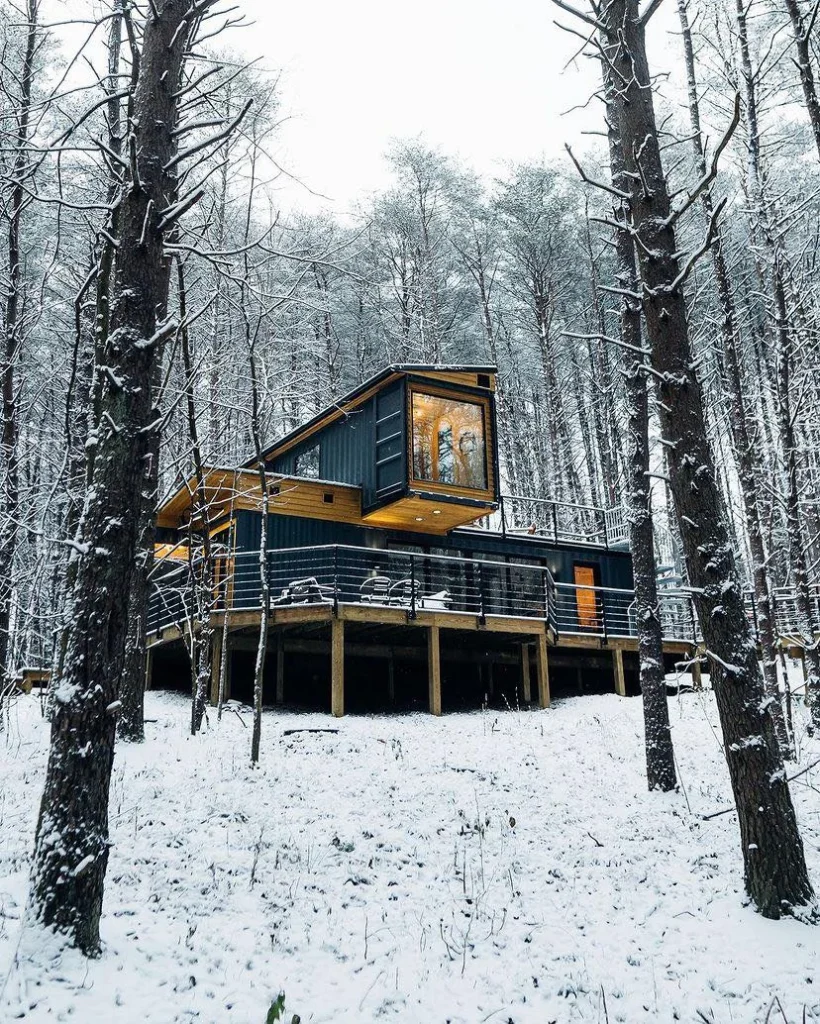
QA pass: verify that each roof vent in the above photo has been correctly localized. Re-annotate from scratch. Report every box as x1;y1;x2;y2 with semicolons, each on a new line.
323;493;334;504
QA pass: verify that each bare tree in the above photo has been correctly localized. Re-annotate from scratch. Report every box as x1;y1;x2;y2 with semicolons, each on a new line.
553;0;814;916
0;0;39;719
29;0;222;955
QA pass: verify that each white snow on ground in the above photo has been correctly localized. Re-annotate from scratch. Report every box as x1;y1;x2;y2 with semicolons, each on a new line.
1;685;820;1023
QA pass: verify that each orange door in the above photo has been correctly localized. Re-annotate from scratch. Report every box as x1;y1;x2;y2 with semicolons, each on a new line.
574;565;599;630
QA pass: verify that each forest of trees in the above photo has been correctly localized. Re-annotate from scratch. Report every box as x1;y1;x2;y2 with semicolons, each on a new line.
2;0;820;952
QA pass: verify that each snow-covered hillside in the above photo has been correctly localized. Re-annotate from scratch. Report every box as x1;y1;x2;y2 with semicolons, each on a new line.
2;689;819;1023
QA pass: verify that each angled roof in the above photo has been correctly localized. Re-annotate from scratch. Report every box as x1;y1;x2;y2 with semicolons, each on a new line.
244;363;497;468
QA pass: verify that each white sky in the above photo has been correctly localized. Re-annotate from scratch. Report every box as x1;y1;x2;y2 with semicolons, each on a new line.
237;0;610;213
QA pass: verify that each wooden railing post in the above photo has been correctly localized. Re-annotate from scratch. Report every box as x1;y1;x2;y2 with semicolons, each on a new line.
477;561;486;623
409;554;417;620
333;545;339;615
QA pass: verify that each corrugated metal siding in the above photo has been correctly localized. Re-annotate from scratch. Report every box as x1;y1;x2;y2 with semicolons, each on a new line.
234;508;633;588
269;397;377;496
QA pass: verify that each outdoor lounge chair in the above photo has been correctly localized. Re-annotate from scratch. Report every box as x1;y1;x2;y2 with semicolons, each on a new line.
359;575;391;604
388;578;422;608
273;576;334;605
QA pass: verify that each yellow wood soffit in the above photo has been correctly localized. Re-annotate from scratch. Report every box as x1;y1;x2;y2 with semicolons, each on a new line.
159;474;364;530
361;495;491;534
157;468;261;526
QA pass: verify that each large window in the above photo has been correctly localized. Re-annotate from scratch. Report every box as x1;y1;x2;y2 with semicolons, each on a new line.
411;392;487;490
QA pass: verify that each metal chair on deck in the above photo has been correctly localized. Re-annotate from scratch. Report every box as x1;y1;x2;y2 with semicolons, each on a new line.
273;576;334;605
359;575;391;605
388;577;421;608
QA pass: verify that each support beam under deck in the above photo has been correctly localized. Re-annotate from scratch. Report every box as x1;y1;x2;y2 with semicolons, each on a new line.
521;644;532;704
331;618;344;718
536;633;550;709
428;625;442;716
612;647;626;698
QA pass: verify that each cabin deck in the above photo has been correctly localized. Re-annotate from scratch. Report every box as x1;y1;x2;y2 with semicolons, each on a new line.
146;543;701;714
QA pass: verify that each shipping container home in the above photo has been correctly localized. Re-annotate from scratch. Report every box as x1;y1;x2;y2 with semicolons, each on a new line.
149;365;702;714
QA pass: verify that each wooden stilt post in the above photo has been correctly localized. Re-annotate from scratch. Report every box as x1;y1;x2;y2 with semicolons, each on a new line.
275;631;285;705
387;651;395;705
535;632;550;709
487;660;495;699
145;645;153;692
331;618;344;718
521;644;532;704
428;625;442;716
691;646;702;690
209;632;222;706
613;647;626;697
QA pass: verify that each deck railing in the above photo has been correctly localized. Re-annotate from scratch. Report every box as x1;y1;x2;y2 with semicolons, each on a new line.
478;494;628;549
553;583;698;641
147;544;703;643
147;544;559;635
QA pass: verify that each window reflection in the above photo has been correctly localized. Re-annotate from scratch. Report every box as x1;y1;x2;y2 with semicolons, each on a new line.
412;392;487;489
295;443;320;478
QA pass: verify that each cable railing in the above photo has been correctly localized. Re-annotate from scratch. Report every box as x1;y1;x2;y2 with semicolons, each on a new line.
475;494;628;549
553;583;698;641
147;544;558;635
147;544;705;644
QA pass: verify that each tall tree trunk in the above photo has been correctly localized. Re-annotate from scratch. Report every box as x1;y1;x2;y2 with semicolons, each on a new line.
784;0;820;160
603;56;676;792
0;0;38;714
597;0;813;917
677;0;791;753
29;1;203;955
734;0;820;724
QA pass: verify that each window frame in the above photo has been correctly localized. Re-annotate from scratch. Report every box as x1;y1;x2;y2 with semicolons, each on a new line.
407;385;493;498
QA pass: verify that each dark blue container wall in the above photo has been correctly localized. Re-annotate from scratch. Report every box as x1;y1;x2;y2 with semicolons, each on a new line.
268;397;377;494
232;511;633;590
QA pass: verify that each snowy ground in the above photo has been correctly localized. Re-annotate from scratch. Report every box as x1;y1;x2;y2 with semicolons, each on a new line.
1;683;820;1024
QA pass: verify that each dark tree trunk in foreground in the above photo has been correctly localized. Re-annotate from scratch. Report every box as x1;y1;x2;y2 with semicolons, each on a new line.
599;0;813;917
676;0;790;754
601;42;676;793
30;1;202;955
